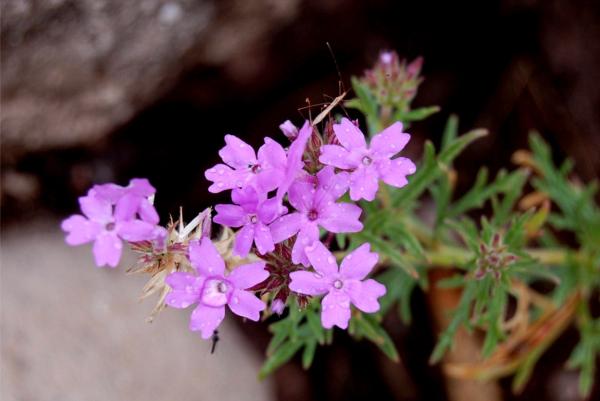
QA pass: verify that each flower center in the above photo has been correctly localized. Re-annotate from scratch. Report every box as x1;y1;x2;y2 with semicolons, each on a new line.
201;279;230;307
251;164;262;174
333;279;343;289
362;156;372;166
105;222;116;231
249;214;258;224
307;209;319;221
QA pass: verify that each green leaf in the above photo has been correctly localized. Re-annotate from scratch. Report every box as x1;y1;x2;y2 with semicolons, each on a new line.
259;340;303;379
355;230;419;278
394;106;440;123
438;128;487;166
354;314;400;362
306;309;325;344
441;115;459;151
392;140;438;207
302;340;318;369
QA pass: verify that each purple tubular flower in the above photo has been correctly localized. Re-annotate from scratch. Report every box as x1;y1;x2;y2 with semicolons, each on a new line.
289;241;386;329
205;135;287;193
165;238;269;339
61;189;157;267
93;178;159;224
270;166;361;266
270;299;285;315
319;118;417;201
213;187;285;257
275;121;312;208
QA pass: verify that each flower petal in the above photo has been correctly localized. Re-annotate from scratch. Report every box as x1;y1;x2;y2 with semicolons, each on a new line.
114;193;139;221
205;164;244;193
269;212;302;243
319;203;363;233
227;261;268;290
219;134;256;169
61;215;102;245
79;192;112;222
257;197;283;224
116;220;156;242
129;178;155;197
259;137;287;170
321;291;351;329
276;121;311;205
289;270;330;296
288;179;315;213
165;272;203;309
138;199;160;224
348;167;379;201
346;279;386;313
378;157;417;188
333;118;367;151
92;231;122;267
233;224;255;257
316;167;349;201
340;243;379;280
92;183;125;203
370;122;410;158
189;238;225;276
189;304;225;339
304;240;338;277
214;204;247;227
319;144;355;169
228;289;266;321
253;223;275;255
292;223;320;266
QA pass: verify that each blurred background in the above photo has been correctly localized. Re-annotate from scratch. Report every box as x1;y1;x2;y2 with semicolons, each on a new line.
1;1;599;400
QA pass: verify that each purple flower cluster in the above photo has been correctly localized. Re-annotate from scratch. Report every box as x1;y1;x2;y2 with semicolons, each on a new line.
61;116;415;337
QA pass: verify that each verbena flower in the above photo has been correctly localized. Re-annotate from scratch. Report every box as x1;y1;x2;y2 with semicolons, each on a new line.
214;187;284;257
61;189;157;267
165;238;268;339
270;166;361;266
320;117;416;201
289;241;386;329
205;135;287;193
93;178;159;224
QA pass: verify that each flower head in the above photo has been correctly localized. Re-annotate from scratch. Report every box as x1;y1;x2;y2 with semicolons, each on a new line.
214;186;285;257
289;241;386;329
61;188;157;267
270;166;361;266
205;135;287;193
320;118;416;201
165;238;269;339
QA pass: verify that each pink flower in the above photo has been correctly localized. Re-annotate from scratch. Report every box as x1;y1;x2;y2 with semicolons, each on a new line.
205;135;287;193
93;178;159;224
213;187;285;257
289;241;386;329
319;118;416;201
61;189;157;267
165;238;268;339
270;299;285;315
270;166;361;266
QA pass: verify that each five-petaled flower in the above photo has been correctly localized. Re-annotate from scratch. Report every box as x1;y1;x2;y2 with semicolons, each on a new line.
205;135;287;193
214;186;284;257
165;238;269;339
320;117;416;201
61;189;158;267
270;166;362;266
289;241;386;329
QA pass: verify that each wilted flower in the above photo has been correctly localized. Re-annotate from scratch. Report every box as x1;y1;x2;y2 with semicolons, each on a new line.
289;241;386;329
165;238;269;339
320;117;416;201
